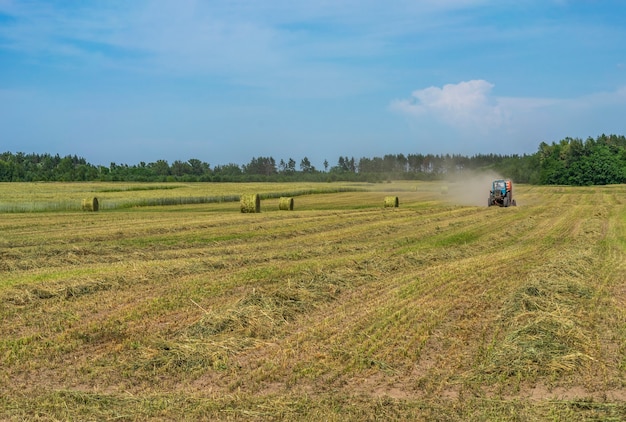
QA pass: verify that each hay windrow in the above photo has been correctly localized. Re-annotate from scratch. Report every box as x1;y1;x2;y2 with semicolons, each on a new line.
384;196;399;208
278;197;294;211
477;277;596;381
240;194;260;213
4;280;114;305
81;197;99;212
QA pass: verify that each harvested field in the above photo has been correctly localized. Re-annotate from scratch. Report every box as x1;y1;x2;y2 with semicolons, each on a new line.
0;181;625;420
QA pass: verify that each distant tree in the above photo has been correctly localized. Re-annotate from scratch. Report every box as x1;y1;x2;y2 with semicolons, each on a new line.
300;157;315;173
348;156;356;173
57;156;76;181
287;158;297;174
214;163;242;176
244;156;276;176
188;158;209;176
584;145;623;185
171;160;192;176
151;160;171;177
337;156;346;172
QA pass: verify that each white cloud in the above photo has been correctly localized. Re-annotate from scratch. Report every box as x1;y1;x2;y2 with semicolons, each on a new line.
391;80;507;130
393;81;626;128
391;81;626;154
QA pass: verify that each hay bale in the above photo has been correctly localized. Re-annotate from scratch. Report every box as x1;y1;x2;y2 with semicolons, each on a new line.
240;194;260;213
81;197;99;212
278;197;294;211
384;196;399;208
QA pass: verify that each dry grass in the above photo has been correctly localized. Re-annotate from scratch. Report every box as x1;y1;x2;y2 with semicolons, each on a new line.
1;181;625;420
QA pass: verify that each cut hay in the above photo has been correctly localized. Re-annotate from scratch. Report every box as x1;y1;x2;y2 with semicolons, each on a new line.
240;193;261;213
384;196;399;208
477;277;596;380
278;197;294;211
81;197;99;212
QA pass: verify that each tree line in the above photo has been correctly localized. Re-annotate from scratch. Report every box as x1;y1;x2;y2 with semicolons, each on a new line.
1;134;625;185
537;134;626;185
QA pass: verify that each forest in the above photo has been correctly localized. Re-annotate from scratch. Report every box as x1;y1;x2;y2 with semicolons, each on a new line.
1;134;625;185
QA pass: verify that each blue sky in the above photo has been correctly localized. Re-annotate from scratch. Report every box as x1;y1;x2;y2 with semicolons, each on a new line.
1;0;625;168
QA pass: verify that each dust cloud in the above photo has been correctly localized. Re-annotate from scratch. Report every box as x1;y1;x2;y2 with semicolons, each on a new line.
442;170;505;207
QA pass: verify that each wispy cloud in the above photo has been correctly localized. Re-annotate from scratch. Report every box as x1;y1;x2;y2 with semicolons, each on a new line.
0;1;494;72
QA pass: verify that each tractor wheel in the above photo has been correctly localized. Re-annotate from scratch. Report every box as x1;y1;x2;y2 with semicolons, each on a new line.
503;197;510;207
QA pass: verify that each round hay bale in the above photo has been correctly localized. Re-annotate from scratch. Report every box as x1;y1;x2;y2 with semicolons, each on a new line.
240;193;261;213
278;197;294;211
384;196;399;208
81;197;99;212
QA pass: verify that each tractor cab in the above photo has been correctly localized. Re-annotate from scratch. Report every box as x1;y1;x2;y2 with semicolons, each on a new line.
492;180;507;195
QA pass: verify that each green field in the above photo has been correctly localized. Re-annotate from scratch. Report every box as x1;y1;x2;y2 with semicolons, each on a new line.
1;181;625;421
